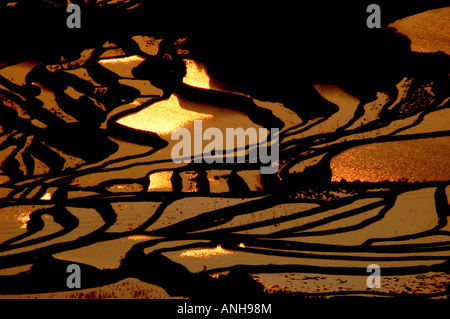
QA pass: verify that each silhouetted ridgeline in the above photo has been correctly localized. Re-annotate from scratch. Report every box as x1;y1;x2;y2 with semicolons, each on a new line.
185;1;449;114
0;1;448;61
3;0;447;118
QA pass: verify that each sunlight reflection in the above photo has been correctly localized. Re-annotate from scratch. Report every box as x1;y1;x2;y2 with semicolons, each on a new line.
148;171;174;191
17;212;31;229
116;59;213;135
127;235;152;241
182;59;211;89
40;192;52;200
179;245;233;258
117;95;213;135
97;55;146;77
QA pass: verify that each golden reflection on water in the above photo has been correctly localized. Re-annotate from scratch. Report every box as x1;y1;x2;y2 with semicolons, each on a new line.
17;212;31;229
117;59;214;135
179;245;233;258
117;95;213;135
127;235;152;241
148;171;174;191
182;59;211;89
40;192;52;200
97;55;146;77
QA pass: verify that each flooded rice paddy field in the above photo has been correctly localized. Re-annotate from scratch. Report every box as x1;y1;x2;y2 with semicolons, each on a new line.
0;4;449;299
